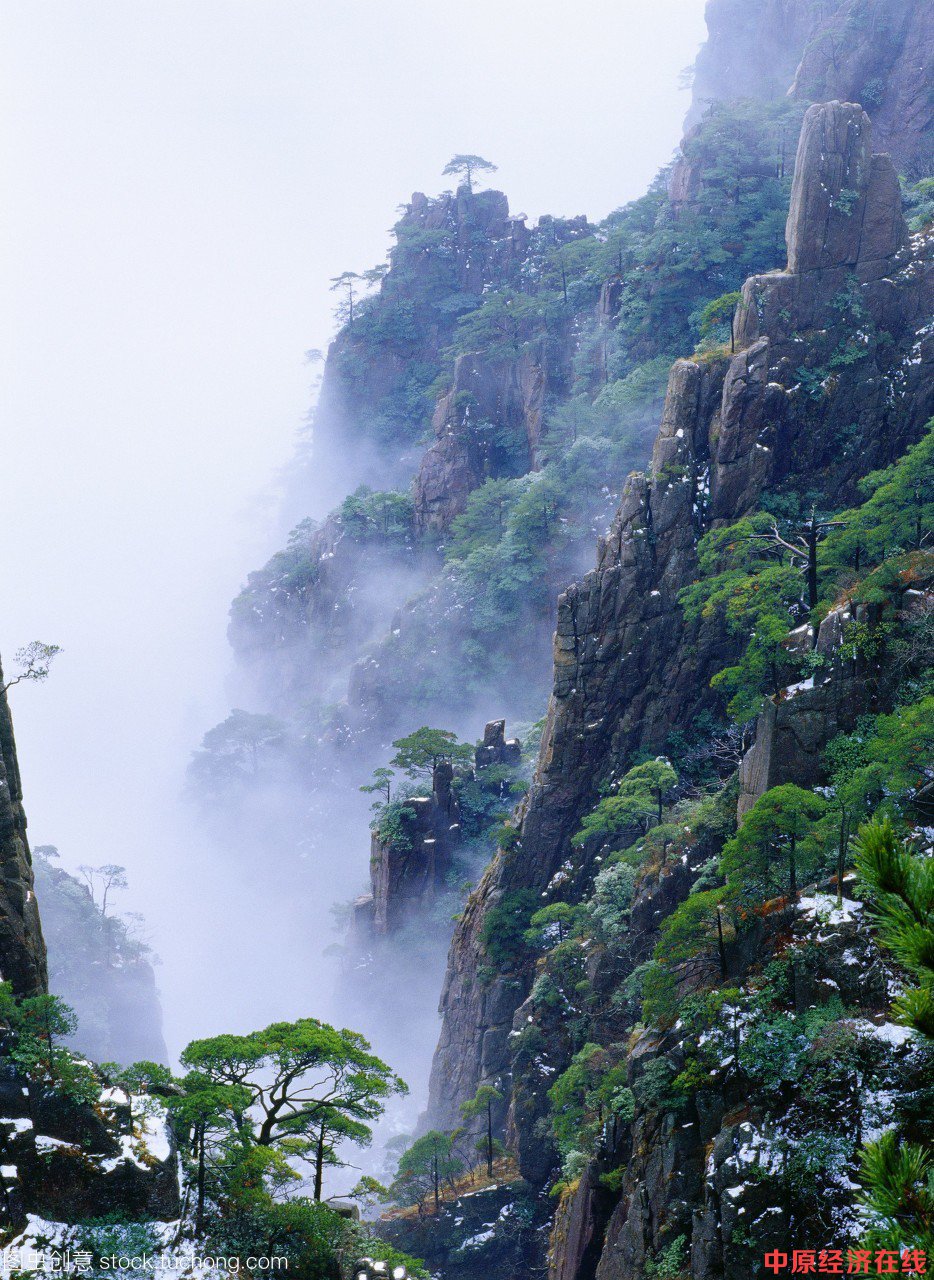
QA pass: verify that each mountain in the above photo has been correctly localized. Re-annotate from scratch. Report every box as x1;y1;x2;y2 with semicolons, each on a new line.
412;96;933;1279
0;669;48;999
2;0;932;1270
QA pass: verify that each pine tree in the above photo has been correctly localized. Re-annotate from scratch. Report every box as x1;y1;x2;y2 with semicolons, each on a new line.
855;819;934;1252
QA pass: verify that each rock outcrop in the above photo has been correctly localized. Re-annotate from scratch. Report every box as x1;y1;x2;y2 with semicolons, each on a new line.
377;1175;549;1280
426;98;934;1165
688;0;933;178
311;187;533;501
355;761;461;938
33;851;168;1068
0;1074;178;1228
0;670;47;998
475;720;522;771
414;349;546;534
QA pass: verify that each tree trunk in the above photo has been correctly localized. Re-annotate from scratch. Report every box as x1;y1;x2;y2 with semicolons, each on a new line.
716;908;727;979
837;812;849;907
789;834;798;900
314;1120;326;1201
196;1122;206;1234
487;1101;494;1178
806;522;819;612
433;1155;440;1214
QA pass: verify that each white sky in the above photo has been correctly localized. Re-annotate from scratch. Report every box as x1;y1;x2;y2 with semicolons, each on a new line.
0;0;708;1054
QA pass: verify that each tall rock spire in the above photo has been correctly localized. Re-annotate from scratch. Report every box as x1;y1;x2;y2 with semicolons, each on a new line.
0;661;48;996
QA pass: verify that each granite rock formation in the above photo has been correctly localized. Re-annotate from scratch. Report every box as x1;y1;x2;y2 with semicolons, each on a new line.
688;0;933;177
0;1073;178;1228
424;99;934;1256
354;761;461;938
0;669;47;998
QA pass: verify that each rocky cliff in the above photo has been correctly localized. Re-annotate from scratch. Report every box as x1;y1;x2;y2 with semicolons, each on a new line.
421;101;933;1274
689;0;933;177
0;1074;178;1229
0;670;47;999
355;760;462;939
33;850;168;1068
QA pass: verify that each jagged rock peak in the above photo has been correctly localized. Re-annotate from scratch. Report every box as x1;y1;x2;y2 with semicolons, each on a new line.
785;101;907;273
688;0;933;177
0;664;47;996
424;94;934;1149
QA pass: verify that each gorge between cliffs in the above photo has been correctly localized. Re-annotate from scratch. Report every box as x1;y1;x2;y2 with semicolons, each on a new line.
2;2;934;1278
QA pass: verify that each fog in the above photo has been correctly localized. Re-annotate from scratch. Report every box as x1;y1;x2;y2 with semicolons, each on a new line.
0;0;707;1098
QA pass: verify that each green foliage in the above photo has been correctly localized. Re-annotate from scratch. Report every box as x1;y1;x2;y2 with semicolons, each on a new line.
573;759;677;847
608;98;802;365
824;696;934;827
903;176;934;233
388;1130;464;1212
720;784;829;904
588;862;638;945
680;513;807;721
66;1219;166;1279
645;1233;688;1280
481;889;538;969
447;477;527;559
2;640;62;694
176;1016;406;1206
442;154;497;192
461;1083;504;1175
696;290;743;351
390;726;473;778
631;1057;681;1113
0;984;98;1106
820;419;934;574
203;1197;356;1278
656;886;730;978
455;760;529;842
338;486;414;541
856;816;934;1254
360;766;395;809
548;1043;632;1158
525;902;583;949
855;820;934;1039
376;801;417;851
860;1132;934;1255
452;289;559;362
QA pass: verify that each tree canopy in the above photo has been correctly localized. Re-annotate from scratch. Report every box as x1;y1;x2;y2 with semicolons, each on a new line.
442;154;497;192
390;726;473;778
178;1017;407;1203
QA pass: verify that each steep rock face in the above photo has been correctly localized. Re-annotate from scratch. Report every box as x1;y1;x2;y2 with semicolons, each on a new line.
687;0;846;126
414;348;546;535
688;0;933;177
312;187;531;498
0;1075;178;1229
33;853;168;1067
377;1176;550;1280
0;671;47;998
593;889;899;1280
355;762;461;937
549;1164;611;1280
790;0;934;177
425;102;934;1146
229;198;591;741
736;600;870;816
228;507;424;718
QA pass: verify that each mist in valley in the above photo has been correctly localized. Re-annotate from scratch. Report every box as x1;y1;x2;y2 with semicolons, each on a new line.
0;0;708;1186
